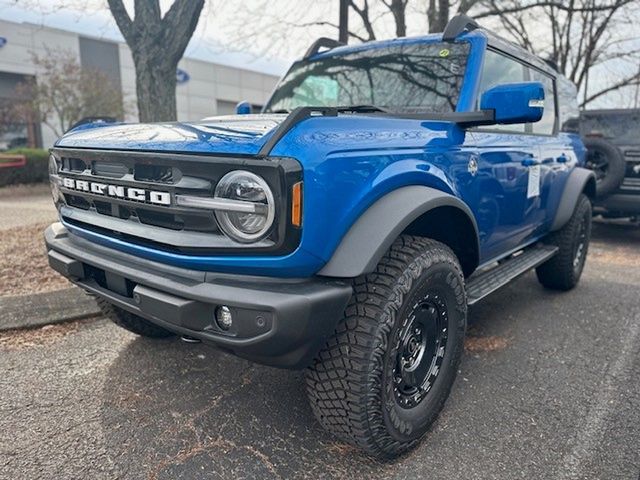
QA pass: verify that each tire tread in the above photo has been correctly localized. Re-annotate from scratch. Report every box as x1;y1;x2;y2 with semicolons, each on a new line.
305;235;466;458
536;194;592;290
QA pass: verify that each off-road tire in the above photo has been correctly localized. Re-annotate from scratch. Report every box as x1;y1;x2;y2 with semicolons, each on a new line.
306;236;467;459
536;194;592;291
97;298;175;338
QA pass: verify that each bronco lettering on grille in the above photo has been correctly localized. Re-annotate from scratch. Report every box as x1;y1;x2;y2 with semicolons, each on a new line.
60;177;171;206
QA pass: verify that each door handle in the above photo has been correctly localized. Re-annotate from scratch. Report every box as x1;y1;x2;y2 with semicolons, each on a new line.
557;154;569;163
521;157;541;167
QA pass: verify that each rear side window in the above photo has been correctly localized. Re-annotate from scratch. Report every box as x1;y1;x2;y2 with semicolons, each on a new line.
478;49;557;135
557;79;580;132
529;69;556;135
477;50;526;133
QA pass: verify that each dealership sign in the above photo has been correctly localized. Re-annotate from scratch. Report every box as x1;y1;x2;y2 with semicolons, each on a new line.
176;68;190;84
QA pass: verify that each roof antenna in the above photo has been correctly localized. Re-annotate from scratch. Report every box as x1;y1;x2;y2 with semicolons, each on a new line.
442;14;480;41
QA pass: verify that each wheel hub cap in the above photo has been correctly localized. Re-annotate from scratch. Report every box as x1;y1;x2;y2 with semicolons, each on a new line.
393;294;448;409
573;216;588;269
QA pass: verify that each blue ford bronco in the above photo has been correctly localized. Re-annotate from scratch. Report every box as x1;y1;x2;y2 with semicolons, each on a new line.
45;16;595;458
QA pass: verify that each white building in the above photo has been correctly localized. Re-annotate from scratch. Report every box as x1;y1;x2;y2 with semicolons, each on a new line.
0;18;281;149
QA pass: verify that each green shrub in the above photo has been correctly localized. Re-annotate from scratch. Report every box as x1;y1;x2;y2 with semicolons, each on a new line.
0;148;50;187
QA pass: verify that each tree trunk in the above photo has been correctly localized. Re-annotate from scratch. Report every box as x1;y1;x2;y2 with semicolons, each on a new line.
133;53;178;122
107;0;204;123
388;0;407;37
339;0;349;43
427;0;450;33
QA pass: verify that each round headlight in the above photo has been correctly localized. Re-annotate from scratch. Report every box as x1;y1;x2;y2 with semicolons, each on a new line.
48;154;59;175
214;170;275;243
48;155;61;203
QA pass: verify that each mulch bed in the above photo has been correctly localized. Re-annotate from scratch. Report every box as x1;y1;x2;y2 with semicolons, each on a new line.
0;319;87;351
0;222;70;296
0;183;50;199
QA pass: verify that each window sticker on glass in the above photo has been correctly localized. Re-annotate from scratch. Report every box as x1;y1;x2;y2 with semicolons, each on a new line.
527;165;541;198
294;76;339;106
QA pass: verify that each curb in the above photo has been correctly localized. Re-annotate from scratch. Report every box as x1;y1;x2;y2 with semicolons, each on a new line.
0;286;100;332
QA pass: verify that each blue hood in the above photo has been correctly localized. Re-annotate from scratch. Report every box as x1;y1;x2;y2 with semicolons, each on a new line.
55;114;288;155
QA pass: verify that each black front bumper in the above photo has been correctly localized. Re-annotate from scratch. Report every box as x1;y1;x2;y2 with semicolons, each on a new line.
45;223;352;368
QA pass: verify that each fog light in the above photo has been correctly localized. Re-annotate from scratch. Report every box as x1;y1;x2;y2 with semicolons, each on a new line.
215;305;233;330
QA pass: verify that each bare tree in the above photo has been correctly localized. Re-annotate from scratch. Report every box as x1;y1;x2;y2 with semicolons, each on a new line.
222;0;485;55
477;0;640;107
427;0;481;33
14;50;126;138
107;0;205;122
346;0;483;40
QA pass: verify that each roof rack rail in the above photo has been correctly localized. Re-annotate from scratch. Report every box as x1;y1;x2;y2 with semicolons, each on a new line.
303;37;345;59
544;58;559;71
442;14;480;41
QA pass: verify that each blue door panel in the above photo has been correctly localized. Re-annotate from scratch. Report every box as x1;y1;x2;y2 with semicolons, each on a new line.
460;131;542;262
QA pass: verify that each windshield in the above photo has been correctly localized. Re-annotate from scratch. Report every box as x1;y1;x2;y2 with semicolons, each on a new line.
264;41;470;114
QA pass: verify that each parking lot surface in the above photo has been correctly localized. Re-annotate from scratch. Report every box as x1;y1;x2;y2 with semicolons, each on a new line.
1;222;638;479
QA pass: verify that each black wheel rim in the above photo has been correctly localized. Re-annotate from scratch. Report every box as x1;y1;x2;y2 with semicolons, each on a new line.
393;292;448;409
573;214;588;272
586;149;609;183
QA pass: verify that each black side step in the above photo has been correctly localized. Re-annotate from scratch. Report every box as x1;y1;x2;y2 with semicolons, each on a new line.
466;245;558;305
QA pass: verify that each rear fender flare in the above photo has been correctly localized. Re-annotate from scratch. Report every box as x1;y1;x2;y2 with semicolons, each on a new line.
551;167;596;231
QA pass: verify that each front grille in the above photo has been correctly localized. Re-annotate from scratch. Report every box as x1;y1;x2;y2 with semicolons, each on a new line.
92;161;129;178
134;164;174;183
621;158;640;192
62;190;216;232
66;194;91;210
51;148;303;255
624;160;640;179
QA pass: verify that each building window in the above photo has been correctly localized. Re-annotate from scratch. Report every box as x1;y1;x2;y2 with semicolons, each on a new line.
216;100;238;116
0;72;41;151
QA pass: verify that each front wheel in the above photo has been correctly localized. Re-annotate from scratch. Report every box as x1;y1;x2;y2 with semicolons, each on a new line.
536;194;592;291
305;236;467;459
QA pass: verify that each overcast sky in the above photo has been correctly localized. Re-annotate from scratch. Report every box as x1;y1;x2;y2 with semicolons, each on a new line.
1;0;638;108
0;0;299;75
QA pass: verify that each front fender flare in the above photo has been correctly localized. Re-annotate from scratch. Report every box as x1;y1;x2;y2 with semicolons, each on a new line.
317;185;479;278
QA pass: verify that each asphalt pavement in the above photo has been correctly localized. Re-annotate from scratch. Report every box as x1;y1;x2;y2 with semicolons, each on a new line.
1;221;638;480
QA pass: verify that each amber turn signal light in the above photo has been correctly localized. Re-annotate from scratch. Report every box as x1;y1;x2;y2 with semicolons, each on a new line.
291;181;303;227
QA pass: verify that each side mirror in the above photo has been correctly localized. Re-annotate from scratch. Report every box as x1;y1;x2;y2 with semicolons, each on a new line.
236;101;252;115
480;82;544;125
